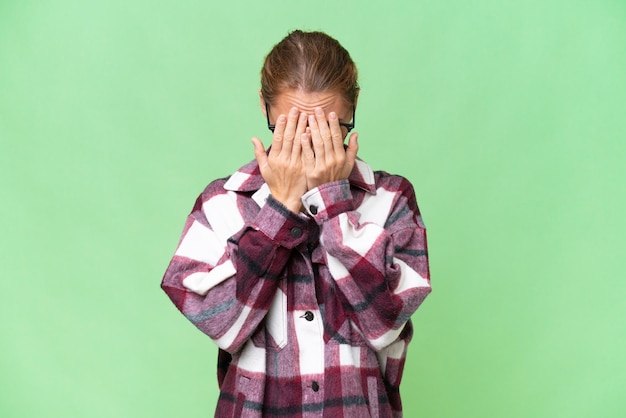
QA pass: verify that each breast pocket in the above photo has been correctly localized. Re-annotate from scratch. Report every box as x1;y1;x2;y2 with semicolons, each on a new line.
252;288;287;351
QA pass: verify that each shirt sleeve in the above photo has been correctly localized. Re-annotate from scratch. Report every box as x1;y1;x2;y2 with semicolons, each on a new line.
301;177;431;351
161;185;309;354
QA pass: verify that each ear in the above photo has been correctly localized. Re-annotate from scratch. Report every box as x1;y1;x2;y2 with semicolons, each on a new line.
353;87;360;110
259;89;267;117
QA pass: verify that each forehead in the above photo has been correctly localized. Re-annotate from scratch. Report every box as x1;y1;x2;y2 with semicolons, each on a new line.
273;89;348;114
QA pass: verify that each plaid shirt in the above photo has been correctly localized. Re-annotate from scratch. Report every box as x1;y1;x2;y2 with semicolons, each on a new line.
161;157;431;417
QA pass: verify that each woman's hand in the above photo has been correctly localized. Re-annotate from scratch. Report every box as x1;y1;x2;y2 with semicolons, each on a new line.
302;107;359;191
252;107;308;212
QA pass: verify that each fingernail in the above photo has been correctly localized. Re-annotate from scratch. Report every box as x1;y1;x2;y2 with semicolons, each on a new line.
278;115;286;123
315;108;324;116
308;115;315;124
299;113;307;122
289;107;298;116
329;112;337;120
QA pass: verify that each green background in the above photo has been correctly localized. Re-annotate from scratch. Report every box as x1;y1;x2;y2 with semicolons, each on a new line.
1;0;625;416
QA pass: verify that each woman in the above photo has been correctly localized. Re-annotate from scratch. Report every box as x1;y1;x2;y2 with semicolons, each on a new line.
161;30;431;417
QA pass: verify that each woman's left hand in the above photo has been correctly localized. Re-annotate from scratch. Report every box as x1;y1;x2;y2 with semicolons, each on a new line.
302;107;359;190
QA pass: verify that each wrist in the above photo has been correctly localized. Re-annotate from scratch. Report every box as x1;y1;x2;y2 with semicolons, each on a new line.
272;194;302;213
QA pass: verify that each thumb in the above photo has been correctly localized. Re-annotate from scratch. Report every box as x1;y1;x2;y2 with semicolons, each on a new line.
251;137;268;167
345;132;359;163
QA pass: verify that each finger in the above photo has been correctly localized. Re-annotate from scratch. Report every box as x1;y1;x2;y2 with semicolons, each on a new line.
291;111;307;161
328;111;345;154
252;137;269;168
314;107;333;155
269;114;287;157
301;131;315;169
281;107;300;156
345;132;359;164
308;113;325;161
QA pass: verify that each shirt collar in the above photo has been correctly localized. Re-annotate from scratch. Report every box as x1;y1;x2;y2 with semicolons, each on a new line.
223;157;377;194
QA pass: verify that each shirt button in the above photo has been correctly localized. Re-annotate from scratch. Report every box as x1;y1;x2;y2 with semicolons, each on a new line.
302;311;314;321
309;205;318;215
311;381;320;392
290;227;302;238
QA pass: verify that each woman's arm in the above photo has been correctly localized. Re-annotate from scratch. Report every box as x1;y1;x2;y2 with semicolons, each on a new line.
302;175;431;351
161;184;309;354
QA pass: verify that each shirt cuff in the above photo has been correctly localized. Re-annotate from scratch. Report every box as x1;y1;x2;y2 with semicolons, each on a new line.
250;194;309;248
301;180;355;222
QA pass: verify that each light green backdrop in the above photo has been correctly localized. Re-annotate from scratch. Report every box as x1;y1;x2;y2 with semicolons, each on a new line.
1;1;625;417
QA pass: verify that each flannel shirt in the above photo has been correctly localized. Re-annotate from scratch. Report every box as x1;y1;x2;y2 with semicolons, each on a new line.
161;156;431;417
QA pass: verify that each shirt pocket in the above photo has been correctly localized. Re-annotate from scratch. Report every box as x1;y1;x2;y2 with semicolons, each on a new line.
325;317;370;347
252;288;287;351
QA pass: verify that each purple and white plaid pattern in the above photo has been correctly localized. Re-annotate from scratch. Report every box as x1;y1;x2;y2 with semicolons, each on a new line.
162;157;431;417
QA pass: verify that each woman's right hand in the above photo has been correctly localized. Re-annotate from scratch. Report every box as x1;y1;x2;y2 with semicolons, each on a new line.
252;107;309;213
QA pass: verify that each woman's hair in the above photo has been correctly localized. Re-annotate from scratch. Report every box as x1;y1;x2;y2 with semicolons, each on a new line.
261;30;359;107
